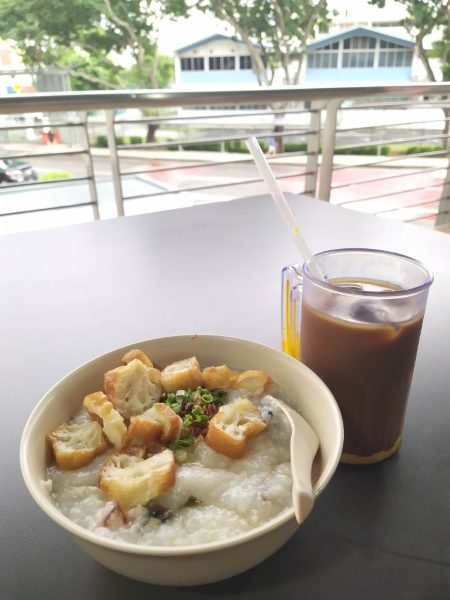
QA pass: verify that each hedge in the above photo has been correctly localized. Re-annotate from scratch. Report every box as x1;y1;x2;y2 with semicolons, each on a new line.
335;145;389;155
404;144;443;155
94;134;108;148
90;135;444;156
180;141;222;151
129;135;144;145
39;171;73;181
92;134;147;147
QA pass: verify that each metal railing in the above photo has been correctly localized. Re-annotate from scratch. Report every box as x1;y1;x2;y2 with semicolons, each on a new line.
0;82;449;233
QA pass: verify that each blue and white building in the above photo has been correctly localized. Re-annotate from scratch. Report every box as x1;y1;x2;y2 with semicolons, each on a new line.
174;34;261;88
174;28;418;89
305;27;415;82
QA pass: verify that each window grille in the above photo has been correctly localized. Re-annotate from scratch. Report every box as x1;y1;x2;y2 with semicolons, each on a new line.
209;56;236;70
180;57;205;71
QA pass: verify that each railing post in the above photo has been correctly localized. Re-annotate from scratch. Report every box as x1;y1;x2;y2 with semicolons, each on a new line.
105;109;125;217
80;111;100;220
436;144;450;228
318;98;342;202
304;101;323;196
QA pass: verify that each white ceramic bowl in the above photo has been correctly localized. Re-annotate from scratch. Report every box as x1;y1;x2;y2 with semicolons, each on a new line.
20;335;343;586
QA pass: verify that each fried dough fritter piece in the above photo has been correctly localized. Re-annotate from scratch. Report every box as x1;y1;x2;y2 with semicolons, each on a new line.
83;391;127;449
126;403;182;448
121;349;153;368
232;370;272;396
201;365;235;390
160;356;202;393
48;420;107;470
206;397;267;459
99;448;176;508
104;359;162;419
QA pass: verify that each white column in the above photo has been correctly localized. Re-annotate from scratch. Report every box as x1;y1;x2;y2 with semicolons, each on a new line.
318;99;342;202
374;39;380;68
337;40;343;69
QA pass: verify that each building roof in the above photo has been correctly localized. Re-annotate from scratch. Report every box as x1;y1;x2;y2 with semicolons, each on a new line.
175;34;259;54
307;26;415;50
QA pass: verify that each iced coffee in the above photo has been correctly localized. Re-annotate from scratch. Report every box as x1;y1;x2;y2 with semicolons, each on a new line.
282;250;433;464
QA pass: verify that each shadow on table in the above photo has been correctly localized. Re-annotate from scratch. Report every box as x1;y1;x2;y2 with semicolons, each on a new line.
312;456;393;546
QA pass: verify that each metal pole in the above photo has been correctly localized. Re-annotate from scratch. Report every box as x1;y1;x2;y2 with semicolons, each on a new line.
1;83;450;114
80;111;100;220
304;101;324;196
318;98;342;202
435;144;450;228
105;109;125;217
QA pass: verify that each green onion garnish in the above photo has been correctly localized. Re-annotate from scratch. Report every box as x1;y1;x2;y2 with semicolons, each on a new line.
173;436;194;448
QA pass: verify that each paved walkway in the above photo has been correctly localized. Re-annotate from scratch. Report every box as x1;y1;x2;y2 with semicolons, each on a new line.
0;142;448;233
3;142;449;169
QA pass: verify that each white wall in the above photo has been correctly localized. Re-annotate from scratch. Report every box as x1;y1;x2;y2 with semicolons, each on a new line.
175;37;261;87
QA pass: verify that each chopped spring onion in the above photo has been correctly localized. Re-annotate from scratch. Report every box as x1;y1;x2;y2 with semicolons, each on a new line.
173;436;194;448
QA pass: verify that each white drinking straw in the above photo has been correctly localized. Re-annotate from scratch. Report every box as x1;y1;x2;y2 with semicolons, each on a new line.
246;136;324;280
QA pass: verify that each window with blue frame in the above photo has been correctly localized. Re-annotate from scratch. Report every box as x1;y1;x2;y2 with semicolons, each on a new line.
209;56;236;70
307;35;413;70
180;57;205;71
307;42;338;68
239;55;252;69
379;41;413;67
342;36;376;67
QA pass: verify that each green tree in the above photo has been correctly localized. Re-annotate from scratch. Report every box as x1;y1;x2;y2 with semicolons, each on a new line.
370;0;449;217
369;0;450;151
369;0;449;82
0;0;177;90
429;21;450;81
169;0;331;85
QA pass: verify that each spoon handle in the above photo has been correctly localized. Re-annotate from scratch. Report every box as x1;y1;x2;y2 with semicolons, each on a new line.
274;399;320;524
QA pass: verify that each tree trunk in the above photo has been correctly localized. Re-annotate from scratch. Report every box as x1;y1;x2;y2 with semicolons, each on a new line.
291;0;326;85
415;34;449;150
146;124;158;142
102;0;156;88
275;125;284;154
209;1;268;85
231;22;269;85
147;58;159;89
292;52;306;86
282;53;291;85
416;34;436;82
70;70;122;90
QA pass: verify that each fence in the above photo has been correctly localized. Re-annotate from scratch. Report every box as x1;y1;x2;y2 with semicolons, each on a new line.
0;82;449;232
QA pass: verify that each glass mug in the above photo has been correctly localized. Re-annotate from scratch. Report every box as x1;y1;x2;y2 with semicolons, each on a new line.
282;248;433;465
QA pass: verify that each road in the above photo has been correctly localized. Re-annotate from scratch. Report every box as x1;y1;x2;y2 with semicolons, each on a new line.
0;152;446;235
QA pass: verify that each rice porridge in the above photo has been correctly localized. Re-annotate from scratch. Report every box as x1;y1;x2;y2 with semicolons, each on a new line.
46;351;293;547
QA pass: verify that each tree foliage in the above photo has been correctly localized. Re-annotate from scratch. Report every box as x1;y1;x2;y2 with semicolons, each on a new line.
170;0;332;85
0;0;178;89
370;1;450;150
369;0;450;81
0;0;331;88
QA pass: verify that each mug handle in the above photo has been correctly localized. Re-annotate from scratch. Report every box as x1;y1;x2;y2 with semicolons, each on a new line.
281;264;303;360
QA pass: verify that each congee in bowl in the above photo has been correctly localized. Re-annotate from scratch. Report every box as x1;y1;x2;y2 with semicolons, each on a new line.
21;335;343;585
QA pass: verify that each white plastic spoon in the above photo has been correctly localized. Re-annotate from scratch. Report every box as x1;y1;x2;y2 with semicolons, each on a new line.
271;397;320;525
